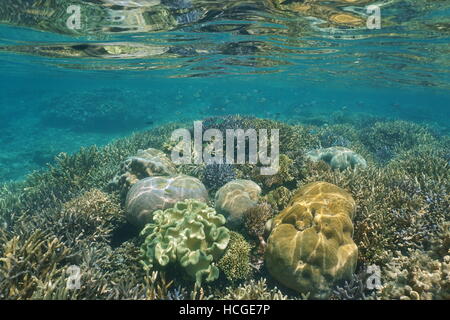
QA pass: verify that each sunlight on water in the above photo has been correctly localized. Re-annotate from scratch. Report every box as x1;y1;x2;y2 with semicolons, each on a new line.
0;0;449;85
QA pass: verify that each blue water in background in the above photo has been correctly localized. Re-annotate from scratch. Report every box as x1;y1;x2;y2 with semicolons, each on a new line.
0;0;449;182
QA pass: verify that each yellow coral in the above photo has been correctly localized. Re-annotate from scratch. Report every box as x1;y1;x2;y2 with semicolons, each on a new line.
265;181;358;298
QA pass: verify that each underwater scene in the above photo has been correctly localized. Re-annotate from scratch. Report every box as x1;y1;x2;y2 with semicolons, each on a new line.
0;0;449;301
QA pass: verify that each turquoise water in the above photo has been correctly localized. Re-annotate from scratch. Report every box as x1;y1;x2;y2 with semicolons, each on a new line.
0;0;449;300
2;71;448;181
0;1;449;181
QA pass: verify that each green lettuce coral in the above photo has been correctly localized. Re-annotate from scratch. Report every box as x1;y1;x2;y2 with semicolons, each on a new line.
140;199;230;285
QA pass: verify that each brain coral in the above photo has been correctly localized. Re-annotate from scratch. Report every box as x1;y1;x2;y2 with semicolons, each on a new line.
306;146;367;170
125;175;208;228
140;199;230;285
215;179;261;227
265;181;358;298
110;148;177;196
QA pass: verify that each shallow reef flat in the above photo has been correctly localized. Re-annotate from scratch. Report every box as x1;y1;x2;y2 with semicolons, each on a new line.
0;115;449;300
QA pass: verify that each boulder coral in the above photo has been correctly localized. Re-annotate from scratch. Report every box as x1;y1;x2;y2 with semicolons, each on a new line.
140;199;230;285
215;179;261;227
306;146;367;170
265;181;358;298
125;175;208;228
110;148;177;197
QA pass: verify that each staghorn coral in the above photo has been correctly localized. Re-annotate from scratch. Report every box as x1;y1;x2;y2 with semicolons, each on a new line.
167;286;189;300
330;268;377;300
265;182;358;299
252;154;296;190
215;179;261;228
0;230;71;300
202;115;318;155
125;175;208;228
63;188;123;222
243;202;273;241
431;222;450;258
220;278;289;300
263;186;293;212
318;127;353;149
0;116;449;300
105;270;176;300
359;120;440;164
140;199;230;285
52;189;123;249
217;231;252;282
109;148;177;198
201;163;236;194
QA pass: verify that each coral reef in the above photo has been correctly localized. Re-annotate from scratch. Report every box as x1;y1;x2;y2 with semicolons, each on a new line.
217;231;253;282
306;146;367;170
220;279;289;300
265;181;358;298
201;163;237;194
330;269;377;300
263;186;293;212
58;189;124;246
109;148;177;197
0;230;71;299
360;121;439;163
140;199;230;285
243;202;273;241
378;249;450;300
0;116;448;300
252;154;297;190
215;179;261;228
125;175;208;228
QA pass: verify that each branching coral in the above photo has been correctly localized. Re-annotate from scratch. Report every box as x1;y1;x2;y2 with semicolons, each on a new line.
0;230;71;299
263;186;293;212
201;163;236;193
330;269;377;300
252;154;297;190
243;202;273;241
220;278;289;300
217;231;252;282
378;249;450;300
0;116;448;300
44;189;123;250
359;120;440;164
